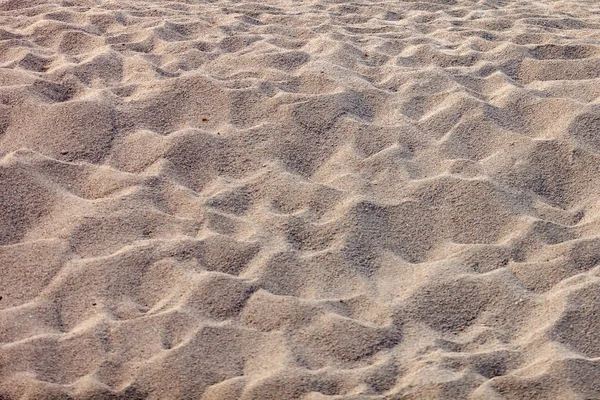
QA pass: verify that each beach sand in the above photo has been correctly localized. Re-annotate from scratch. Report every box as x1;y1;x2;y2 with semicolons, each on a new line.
2;0;600;398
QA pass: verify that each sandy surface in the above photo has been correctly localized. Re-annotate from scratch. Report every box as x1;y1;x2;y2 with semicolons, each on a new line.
2;0;600;398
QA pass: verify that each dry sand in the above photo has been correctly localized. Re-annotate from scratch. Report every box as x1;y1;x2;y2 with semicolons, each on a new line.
2;0;600;398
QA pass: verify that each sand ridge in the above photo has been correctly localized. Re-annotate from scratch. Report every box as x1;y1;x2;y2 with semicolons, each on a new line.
2;0;600;398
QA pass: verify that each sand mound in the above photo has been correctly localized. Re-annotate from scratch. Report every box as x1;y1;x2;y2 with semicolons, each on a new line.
2;0;600;398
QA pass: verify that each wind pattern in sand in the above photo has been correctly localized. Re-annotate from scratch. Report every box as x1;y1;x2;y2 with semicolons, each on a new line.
2;0;600;398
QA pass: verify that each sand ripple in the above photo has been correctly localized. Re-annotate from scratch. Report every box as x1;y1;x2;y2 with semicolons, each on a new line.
2;0;600;398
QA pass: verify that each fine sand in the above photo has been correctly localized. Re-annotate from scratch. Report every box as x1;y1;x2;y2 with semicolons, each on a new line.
2;0;600;398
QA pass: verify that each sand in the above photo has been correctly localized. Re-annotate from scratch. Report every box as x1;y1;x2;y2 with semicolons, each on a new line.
1;0;600;398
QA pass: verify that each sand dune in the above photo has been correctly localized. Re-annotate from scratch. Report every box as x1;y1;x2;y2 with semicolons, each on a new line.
2;0;600;398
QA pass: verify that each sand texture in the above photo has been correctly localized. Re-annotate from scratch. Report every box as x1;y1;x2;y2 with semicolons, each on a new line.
2;0;600;398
